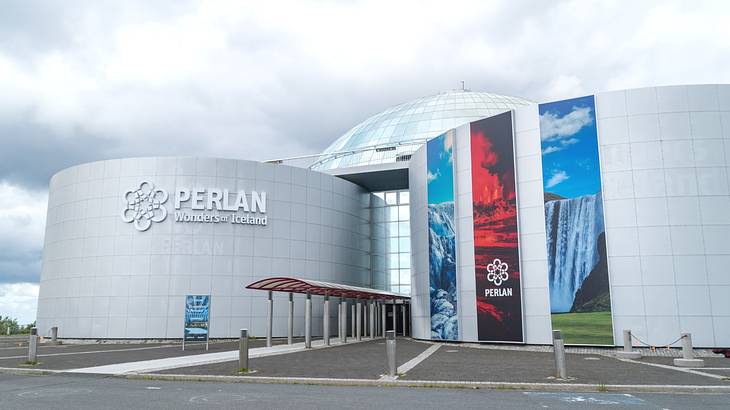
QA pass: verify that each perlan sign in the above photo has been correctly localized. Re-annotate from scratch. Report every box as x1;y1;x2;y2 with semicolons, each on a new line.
173;187;267;226
122;180;267;232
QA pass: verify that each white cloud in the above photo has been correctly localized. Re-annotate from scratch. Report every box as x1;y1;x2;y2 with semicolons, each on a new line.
561;137;579;145
443;132;454;163
542;145;563;155
1;0;730;288
427;169;440;183
0;183;47;283
540;106;593;142
0;282;38;325
546;170;569;188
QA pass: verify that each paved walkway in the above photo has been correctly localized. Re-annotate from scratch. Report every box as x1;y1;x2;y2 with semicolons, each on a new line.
156;338;432;379
68;338;371;375
458;342;722;358
2;336;729;393
149;339;730;387
0;338;303;370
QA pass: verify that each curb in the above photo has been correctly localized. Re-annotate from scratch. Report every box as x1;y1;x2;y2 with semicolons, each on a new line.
0;366;63;376
122;373;730;394
2;366;728;393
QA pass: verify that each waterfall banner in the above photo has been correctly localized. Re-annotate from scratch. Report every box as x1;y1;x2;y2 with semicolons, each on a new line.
427;131;458;340
470;112;524;342
539;95;614;345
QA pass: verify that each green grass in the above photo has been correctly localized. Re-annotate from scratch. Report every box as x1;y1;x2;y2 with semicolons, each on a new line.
551;311;613;345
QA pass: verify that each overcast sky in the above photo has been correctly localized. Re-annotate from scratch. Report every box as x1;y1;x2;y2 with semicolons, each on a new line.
1;0;729;323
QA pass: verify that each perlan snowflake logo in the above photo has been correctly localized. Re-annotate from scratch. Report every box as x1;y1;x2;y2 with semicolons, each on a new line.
121;181;168;231
486;258;509;286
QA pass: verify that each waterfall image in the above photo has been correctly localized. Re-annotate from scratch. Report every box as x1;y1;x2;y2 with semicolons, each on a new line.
426;132;458;340
539;95;613;345
545;192;605;313
428;202;458;339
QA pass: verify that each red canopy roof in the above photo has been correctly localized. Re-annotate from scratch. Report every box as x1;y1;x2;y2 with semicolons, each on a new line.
246;277;408;300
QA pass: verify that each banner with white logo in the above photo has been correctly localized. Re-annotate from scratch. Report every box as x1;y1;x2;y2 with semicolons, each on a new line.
470;112;524;342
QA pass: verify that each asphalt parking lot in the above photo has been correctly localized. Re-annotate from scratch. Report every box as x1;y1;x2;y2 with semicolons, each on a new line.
2;336;729;388
0;337;303;370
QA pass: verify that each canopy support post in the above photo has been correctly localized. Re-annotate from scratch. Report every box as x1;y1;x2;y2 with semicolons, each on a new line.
368;297;375;339
305;292;312;348
356;300;362;341
338;298;344;343
266;291;273;348
392;301;397;337
287;293;293;345
323;294;330;346
351;302;356;338
402;301;406;336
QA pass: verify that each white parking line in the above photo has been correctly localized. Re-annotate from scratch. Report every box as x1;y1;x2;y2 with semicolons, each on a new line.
378;343;441;381
615;357;728;380
0;344;182;360
66;338;370;375
398;344;441;375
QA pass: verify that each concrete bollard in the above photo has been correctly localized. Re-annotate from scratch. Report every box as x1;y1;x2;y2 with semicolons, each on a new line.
51;326;58;343
239;328;249;371
28;328;38;363
552;330;567;379
615;329;642;359
673;333;704;368
386;330;396;378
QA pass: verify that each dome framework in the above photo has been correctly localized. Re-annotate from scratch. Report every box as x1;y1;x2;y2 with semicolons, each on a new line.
311;90;533;170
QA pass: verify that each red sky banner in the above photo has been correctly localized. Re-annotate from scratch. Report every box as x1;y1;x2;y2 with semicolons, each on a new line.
470;112;524;342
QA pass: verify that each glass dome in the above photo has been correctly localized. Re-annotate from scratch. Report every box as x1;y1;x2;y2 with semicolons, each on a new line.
311;90;533;170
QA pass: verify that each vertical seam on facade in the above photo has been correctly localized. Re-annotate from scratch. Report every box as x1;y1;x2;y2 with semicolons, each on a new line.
656;88;682;343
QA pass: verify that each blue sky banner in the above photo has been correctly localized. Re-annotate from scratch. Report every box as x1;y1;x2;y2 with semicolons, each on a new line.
184;295;210;343
539;95;613;345
427;131;458;340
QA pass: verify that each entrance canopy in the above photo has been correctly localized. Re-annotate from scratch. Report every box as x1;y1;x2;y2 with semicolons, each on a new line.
246;277;408;300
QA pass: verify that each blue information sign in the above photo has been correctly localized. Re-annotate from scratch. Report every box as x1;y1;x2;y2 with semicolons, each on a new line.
183;295;210;349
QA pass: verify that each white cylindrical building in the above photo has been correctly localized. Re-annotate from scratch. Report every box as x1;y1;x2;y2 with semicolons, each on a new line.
37;158;371;339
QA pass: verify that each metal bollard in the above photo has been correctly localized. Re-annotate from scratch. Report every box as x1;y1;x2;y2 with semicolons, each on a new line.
673;333;704;367
386;330;396;378
28;328;38;363
239;328;249;371
615;329;641;359
552;330;567;379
